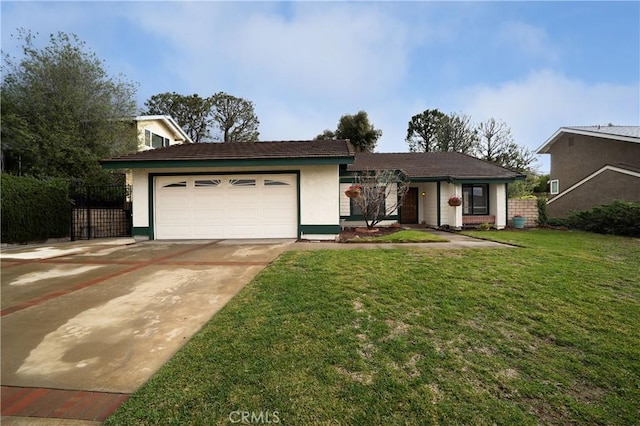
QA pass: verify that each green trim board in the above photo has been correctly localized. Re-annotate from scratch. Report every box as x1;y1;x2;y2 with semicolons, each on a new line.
299;225;341;234
450;178;523;184
146;170;302;240
340;175;522;184
132;227;150;237
103;157;353;169
340;215;399;221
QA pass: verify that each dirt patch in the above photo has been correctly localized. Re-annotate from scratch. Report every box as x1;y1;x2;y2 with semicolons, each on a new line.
339;226;402;242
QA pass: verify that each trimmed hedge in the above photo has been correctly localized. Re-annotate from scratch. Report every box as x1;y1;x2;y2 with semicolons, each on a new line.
566;200;640;237
1;174;71;243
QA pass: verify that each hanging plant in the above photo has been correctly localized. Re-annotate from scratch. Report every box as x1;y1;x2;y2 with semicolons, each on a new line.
345;185;362;198
448;194;462;206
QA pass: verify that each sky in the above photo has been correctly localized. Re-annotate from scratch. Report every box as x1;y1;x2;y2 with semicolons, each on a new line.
2;1;639;173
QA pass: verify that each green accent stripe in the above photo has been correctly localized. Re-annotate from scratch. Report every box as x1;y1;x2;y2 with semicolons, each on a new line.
132;227;150;237
451;178;521;184
103;157;353;169
299;225;341;234
340;215;399;221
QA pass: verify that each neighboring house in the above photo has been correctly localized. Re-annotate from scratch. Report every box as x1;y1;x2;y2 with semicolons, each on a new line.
101;140;524;241
133;115;194;151
536;126;640;218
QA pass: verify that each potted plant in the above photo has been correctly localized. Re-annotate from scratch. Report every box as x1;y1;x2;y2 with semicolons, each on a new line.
448;194;462;206
345;185;362;198
512;215;526;229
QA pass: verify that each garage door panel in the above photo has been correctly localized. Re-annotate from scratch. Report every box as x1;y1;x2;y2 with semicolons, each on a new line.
192;225;226;238
155;174;297;239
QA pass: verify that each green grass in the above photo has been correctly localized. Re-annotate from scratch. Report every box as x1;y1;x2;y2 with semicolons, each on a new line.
106;229;640;425
350;229;449;243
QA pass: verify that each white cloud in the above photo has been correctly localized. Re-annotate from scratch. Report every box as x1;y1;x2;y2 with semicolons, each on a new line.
497;21;560;63
454;69;639;171
129;2;416;101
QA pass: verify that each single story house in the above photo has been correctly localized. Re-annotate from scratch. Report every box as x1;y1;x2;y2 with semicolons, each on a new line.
101;140;524;240
536;125;640;217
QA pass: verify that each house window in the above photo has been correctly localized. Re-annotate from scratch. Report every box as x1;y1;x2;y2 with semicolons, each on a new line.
145;130;170;148
550;179;559;195
350;188;386;218
462;184;489;215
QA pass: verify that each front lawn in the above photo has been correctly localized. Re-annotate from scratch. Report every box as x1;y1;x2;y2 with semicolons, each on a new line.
106;229;640;425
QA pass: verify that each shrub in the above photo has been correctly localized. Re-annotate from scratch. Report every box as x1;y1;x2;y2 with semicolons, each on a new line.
565;200;640;237
547;217;568;227
537;197;549;225
1;174;71;243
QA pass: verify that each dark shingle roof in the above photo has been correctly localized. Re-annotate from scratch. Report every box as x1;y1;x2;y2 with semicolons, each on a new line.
102;139;355;163
348;152;524;180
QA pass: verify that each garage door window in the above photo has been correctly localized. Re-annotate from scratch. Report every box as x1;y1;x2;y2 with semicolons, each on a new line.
162;181;187;188
264;179;290;186
230;179;256;187
195;179;221;187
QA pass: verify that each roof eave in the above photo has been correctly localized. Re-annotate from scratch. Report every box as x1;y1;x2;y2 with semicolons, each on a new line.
536;127;640;154
101;156;354;169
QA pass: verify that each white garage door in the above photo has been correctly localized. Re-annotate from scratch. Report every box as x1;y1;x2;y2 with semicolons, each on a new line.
155;174;297;239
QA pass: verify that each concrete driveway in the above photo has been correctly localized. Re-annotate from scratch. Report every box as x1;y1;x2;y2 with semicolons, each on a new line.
1;238;294;422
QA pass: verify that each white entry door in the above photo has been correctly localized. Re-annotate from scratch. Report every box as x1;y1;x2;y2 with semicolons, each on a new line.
154;174;297;239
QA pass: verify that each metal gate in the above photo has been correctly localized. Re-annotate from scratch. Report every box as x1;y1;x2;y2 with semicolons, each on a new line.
70;184;132;241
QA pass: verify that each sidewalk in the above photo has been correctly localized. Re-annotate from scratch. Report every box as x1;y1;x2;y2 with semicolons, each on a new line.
293;230;515;250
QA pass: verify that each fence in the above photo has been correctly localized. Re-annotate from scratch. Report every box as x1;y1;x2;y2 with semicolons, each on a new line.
70;184;132;240
508;198;539;227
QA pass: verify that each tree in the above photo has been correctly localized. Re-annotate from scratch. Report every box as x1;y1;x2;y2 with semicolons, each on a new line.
476;118;536;173
405;110;477;154
405;109;447;152
350;169;409;228
1;30;138;179
317;111;382;152
209;92;259;142
435;113;478;154
314;129;336;140
145;92;212;143
476;118;513;163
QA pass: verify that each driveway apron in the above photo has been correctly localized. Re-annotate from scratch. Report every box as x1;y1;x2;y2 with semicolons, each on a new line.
1;239;294;423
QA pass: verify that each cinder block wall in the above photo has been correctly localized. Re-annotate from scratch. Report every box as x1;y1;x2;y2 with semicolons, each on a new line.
508;199;539;227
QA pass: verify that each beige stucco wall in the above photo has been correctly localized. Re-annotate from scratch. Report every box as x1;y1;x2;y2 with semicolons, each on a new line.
130;164;341;239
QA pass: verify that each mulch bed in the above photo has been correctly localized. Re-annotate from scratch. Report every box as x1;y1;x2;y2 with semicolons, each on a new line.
338;226;402;243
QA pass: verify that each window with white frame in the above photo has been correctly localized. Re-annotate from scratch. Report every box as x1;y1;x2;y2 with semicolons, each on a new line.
550;179;559;195
144;130;170;148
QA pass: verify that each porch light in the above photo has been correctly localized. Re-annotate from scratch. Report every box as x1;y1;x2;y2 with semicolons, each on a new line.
421;192;426;197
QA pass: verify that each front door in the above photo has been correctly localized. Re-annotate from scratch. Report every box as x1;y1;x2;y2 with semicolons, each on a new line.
400;187;419;224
